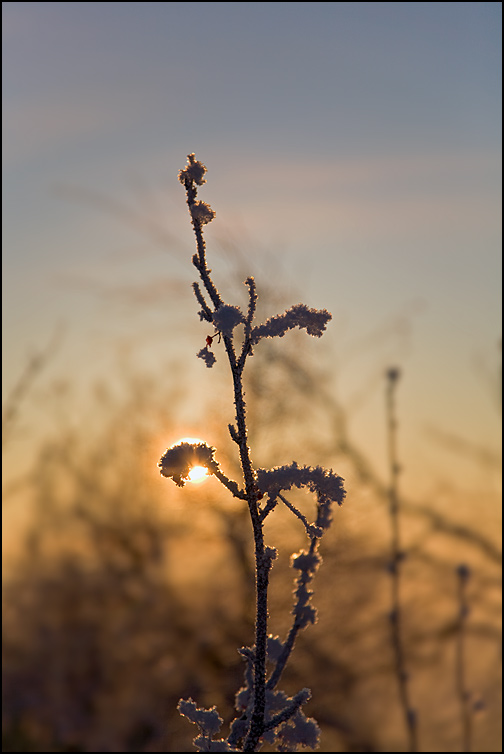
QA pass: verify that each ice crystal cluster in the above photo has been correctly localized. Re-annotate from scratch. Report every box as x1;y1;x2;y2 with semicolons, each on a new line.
160;154;346;751
158;441;217;487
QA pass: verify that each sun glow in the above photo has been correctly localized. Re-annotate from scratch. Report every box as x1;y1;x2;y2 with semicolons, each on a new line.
187;465;209;483
179;438;210;483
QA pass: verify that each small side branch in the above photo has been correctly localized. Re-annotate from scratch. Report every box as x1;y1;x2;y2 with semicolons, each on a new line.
259;496;278;522
239;277;257;368
213;468;247;500
267;535;321;693
263;688;311;732
228;423;240;444
278;493;322;538
192;282;213;322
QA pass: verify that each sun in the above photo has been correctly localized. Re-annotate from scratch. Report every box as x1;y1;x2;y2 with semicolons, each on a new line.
158;437;212;485
179;439;210;483
187;465;209;483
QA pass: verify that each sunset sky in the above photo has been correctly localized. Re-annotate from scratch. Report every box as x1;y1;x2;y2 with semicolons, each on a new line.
3;2;502;500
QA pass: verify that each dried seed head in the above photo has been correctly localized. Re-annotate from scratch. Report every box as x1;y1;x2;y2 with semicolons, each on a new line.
158;439;217;487
178;153;208;187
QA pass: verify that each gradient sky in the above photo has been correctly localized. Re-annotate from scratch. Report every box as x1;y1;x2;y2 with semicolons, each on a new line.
3;2;502;499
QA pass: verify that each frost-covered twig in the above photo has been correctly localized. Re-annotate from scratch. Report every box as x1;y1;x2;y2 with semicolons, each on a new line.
159;154;346;752
265;491;333;694
250;304;331;343
277;493;322;539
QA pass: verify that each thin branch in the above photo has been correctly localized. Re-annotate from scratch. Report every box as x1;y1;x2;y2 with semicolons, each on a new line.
213;468;247;500
455;564;472;752
386;368;417;752
239;276;257;368
263;688;311;732
192;281;213;322
2;329;61;447
277;493;321;538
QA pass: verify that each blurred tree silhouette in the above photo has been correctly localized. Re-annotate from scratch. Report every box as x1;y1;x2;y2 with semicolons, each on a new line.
2;227;501;751
3;323;501;752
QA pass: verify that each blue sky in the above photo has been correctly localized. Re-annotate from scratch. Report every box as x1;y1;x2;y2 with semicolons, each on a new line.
3;2;502;497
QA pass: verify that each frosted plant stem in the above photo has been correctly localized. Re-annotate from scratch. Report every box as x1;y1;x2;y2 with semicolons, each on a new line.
184;180;223;311
173;155;344;752
186;175;268;750
386;369;417;752
228;352;268;752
